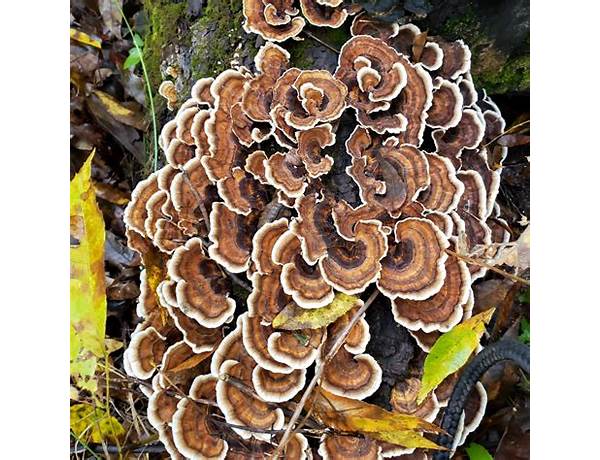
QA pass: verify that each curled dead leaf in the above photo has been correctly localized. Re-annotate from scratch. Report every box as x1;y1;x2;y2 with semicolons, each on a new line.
272;293;362;330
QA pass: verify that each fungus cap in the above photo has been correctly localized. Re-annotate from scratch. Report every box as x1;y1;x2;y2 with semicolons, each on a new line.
167;238;236;328
215;359;285;441
378;217;449;301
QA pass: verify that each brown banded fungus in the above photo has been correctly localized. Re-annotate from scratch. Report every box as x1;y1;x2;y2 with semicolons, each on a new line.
319;308;382;399
124;7;512;456
167;238;236;327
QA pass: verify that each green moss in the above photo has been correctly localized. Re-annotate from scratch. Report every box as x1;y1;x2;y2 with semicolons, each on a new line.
474;53;530;94
440;5;485;44
189;0;257;79
439;4;529;94
288;39;314;69
317;26;350;50
142;0;187;91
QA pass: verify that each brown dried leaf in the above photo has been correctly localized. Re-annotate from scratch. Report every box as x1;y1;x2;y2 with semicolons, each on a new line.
107;280;140;300
497;134;530;147
94;181;130;206
493;226;530;271
91;90;146;130
166;350;213;374
98;0;123;38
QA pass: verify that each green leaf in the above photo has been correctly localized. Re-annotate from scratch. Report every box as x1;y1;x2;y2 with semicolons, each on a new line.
133;33;144;49
466;442;493;460
123;47;142;70
272;292;362;330
417;308;495;404
70;151;107;390
519;317;530;344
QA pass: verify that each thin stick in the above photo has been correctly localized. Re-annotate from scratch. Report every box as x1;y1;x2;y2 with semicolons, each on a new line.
483;120;530;148
226;271;253;292
302;30;340;54
272;289;380;458
181;170;211;234
447;248;530;285
71;443;166;455
218;373;271;404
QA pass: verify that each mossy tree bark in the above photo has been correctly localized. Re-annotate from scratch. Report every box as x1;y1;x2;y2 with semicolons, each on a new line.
141;0;529;121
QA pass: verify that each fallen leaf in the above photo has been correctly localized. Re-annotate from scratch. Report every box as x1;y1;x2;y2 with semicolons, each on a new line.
494;403;529;460
70;28;102;48
86;93;145;163
107;280;140;300
70;404;125;443
93;181;130;205
166;350;213;374
493;225;530;271
70;151;107;389
497;134;530;147
272;293;362;330
98;0;123;38
91;90;146;130
412;31;428;61
70;47;101;77
466;442;493;460
417;309;495;404
121;70;146;105
309;389;445;450
105;338;124;354
104;231;140;267
140;245;169;326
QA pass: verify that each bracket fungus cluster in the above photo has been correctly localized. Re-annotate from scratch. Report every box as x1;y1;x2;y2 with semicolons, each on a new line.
123;4;511;458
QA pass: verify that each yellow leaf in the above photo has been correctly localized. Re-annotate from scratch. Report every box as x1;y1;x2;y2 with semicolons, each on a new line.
141;245;169;326
417;308;495;404
105;338;123;354
70;28;102;48
70;404;125;444
91;90;147;130
374;429;446;451
272;293;362;330
310;389;446;450
70;152;107;388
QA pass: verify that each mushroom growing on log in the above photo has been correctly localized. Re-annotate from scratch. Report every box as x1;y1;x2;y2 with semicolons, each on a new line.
121;5;516;457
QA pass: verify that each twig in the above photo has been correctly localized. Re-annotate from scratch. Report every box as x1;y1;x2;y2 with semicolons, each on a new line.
272;289;380;458
225;271;253;292
181;170;211;234
71;443;166;455
219;373;272;404
110;368;219;407
446;248;530;285
302;30;340;54
70;430;102;460
483;120;530;148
